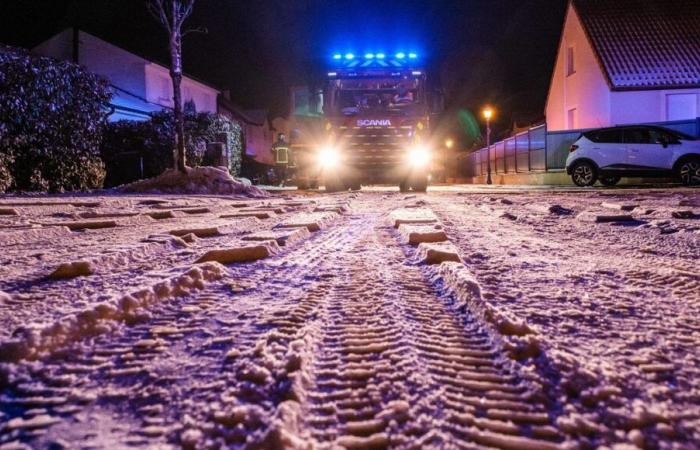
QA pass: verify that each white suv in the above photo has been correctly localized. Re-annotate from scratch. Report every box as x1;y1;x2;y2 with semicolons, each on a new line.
566;125;700;187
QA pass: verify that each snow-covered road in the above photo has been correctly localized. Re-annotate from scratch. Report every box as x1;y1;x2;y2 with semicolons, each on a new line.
0;188;698;449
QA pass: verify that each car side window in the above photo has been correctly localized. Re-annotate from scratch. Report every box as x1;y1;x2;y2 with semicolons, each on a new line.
624;128;652;144
591;129;624;144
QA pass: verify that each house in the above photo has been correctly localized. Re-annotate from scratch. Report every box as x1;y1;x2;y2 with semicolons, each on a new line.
546;0;700;131
32;29;219;121
218;93;274;166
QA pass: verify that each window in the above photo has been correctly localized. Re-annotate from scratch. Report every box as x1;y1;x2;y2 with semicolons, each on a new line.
566;46;575;76
586;129;623;144
666;94;698;121
623;128;652;144
567;108;577;129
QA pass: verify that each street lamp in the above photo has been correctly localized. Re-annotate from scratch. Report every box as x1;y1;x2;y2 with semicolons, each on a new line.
445;139;454;149
483;107;494;185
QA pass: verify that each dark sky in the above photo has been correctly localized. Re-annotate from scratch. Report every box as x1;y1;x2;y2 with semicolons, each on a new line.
0;0;568;139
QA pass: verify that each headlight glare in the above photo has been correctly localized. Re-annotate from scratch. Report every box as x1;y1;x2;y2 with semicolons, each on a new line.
408;146;431;166
318;146;340;168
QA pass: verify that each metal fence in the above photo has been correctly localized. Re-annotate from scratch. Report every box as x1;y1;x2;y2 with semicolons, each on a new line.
463;118;700;178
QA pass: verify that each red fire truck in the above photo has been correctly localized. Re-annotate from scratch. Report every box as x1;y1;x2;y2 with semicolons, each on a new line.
295;52;436;192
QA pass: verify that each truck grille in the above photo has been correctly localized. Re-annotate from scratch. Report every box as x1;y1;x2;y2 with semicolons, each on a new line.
339;126;411;167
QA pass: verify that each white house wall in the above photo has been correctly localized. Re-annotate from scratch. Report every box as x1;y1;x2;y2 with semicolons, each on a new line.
546;4;611;131
611;89;700;125
32;29;73;61
33;30;219;120
144;63;217;113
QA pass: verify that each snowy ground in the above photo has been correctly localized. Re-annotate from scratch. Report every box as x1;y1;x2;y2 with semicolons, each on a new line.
0;187;698;449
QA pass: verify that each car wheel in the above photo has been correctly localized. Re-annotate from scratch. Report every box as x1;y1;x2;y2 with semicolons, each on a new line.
677;158;700;186
571;161;598;187
599;176;621;187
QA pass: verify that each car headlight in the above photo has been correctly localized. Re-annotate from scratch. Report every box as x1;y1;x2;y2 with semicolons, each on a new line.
408;146;431;166
318;146;340;168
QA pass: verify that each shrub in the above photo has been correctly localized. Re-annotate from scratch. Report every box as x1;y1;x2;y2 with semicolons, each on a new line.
101;111;243;188
0;48;111;192
0;152;13;193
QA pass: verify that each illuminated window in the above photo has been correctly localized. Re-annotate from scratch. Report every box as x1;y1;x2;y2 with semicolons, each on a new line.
566;46;575;76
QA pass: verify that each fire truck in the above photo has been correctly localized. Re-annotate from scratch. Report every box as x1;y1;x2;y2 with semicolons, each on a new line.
295;52;437;192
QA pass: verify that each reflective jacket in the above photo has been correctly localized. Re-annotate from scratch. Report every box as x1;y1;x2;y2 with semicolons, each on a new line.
272;141;290;165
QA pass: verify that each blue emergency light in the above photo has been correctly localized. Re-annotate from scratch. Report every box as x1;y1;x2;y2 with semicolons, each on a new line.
330;51;419;64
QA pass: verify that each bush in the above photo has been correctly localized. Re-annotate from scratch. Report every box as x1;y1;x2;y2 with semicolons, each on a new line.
101;110;243;188
0;152;13;193
0;48;111;192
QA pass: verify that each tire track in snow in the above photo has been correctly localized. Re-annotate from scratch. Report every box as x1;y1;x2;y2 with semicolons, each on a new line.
296;204;566;449
0;201;362;448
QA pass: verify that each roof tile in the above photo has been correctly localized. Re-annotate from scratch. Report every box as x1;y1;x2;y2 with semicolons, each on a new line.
573;0;700;89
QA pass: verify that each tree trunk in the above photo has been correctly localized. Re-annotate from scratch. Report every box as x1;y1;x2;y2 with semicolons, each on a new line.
170;26;187;172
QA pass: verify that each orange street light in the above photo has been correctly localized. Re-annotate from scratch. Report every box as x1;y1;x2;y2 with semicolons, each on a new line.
445;139;454;149
482;107;495;185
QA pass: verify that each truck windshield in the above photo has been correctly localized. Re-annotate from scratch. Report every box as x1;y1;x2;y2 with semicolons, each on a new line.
329;78;422;116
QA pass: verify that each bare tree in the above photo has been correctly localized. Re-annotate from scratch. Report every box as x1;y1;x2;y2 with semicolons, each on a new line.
148;0;196;173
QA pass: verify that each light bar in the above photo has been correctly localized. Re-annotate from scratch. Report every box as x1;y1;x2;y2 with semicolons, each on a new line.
345;53;355;60
332;54;342;60
396;52;406;59
364;53;375;59
376;53;386;59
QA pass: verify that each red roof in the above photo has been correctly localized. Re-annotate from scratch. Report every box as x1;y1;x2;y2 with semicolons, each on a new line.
572;0;700;90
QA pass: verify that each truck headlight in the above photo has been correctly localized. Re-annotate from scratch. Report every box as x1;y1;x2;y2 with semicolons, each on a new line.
408;146;431;166
318;146;340;168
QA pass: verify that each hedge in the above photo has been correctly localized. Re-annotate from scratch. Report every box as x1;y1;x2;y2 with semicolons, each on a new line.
101;110;243;188
0;48;111;193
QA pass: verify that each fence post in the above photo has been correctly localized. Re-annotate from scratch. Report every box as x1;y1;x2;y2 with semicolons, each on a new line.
527;130;531;172
543;124;548;172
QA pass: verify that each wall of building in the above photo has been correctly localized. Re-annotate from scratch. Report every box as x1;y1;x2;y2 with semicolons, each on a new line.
611;89;700;125
144;63;217;114
34;30;218;121
546;4;611;131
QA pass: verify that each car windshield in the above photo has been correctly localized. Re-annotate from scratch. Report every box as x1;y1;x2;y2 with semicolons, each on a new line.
329;78;422;116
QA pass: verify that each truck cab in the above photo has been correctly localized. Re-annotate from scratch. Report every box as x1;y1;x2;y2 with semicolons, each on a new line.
296;52;434;192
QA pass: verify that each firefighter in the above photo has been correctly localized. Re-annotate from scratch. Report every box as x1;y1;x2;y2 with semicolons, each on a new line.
272;133;291;187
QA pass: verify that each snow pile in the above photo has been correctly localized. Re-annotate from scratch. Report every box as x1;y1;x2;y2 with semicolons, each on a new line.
196;241;281;264
118;166;268;197
416;242;463;265
399;224;448;245
0;262;225;363
389;208;438;228
48;238;188;280
275;212;340;232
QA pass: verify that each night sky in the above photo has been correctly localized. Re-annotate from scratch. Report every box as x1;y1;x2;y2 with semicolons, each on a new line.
1;0;568;142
